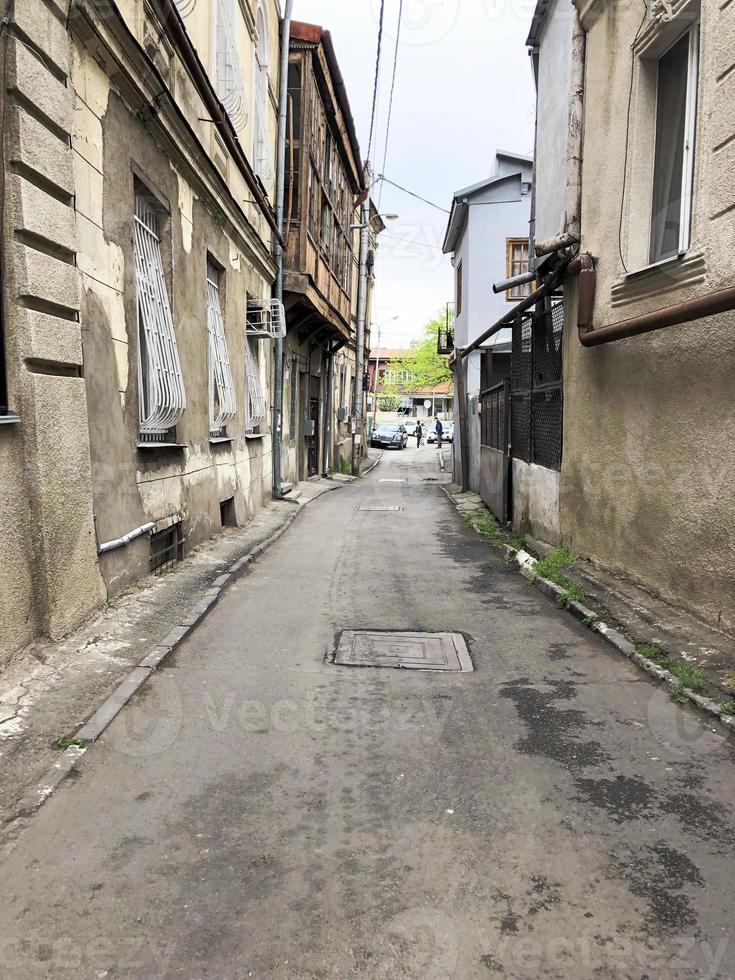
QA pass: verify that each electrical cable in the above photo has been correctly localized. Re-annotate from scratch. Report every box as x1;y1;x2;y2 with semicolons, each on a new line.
366;0;386;166
375;174;450;213
618;2;649;272
377;0;403;212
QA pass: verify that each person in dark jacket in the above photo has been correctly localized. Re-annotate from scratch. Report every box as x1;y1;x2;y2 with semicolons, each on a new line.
434;417;443;449
415;421;423;448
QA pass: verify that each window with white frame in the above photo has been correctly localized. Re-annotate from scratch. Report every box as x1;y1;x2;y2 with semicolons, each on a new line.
206;261;236;438
649;27;698;264
245;337;266;434
213;0;247;132
133;189;186;442
252;3;273;188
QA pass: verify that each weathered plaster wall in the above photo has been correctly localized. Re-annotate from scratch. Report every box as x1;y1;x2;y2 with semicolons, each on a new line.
72;22;275;598
513;459;560;543
0;0;105;665
560;0;735;633
533;0;574;244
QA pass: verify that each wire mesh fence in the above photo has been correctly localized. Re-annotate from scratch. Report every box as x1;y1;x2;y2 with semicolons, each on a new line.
511;302;563;470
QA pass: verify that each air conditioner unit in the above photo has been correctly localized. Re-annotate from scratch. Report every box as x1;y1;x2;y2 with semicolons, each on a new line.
246;300;286;339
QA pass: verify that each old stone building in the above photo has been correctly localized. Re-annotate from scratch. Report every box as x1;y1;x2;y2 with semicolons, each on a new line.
0;0;281;664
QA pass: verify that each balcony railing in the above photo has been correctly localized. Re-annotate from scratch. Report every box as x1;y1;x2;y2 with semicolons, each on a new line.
437;326;454;355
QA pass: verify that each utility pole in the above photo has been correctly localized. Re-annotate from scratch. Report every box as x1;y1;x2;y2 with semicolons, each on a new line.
272;0;294;498
351;164;370;476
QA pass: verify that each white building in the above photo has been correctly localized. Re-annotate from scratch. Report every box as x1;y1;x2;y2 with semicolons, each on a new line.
442;151;533;493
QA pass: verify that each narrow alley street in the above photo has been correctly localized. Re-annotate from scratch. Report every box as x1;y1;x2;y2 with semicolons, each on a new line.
1;448;734;978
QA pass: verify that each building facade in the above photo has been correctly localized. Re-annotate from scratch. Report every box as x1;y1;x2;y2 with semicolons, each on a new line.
556;0;735;633
366;350;453;420
442;152;533;494
280;22;380;481
0;0;281;664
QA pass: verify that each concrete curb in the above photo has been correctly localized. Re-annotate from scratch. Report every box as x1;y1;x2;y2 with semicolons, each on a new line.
360;452;383;476
444;489;735;736
12;483;349;823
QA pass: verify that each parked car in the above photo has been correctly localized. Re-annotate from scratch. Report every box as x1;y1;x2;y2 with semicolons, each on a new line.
402;419;418;437
370;422;408;449
427;420;454;444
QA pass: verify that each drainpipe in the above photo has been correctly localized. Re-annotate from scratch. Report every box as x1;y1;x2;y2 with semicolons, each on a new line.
351;190;370;476
322;350;333;476
97;522;155;555
566;7;586;242
272;0;294;498
568;253;735;346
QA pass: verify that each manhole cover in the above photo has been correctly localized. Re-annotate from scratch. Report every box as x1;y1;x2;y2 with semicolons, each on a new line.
334;631;473;671
358;505;403;512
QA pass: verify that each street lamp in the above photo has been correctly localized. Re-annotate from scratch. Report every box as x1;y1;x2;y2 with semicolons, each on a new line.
370;315;399;434
349;213;399;230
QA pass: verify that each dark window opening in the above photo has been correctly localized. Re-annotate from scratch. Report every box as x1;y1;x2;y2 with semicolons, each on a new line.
220;496;236;527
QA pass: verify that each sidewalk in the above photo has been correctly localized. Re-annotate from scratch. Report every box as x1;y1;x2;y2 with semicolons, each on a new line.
0;472;365;828
443;484;735;722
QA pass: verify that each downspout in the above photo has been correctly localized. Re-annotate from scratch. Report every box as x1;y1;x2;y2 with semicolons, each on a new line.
351;193;370;476
272;0;295;498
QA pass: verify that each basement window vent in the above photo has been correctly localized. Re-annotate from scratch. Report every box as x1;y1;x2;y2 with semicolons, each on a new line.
150;521;185;574
220;496;236;527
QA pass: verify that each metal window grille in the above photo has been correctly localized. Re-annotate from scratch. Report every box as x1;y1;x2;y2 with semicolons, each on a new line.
134;192;186;440
206;263;237;437
246;338;266;432
150;521;185;574
252;4;274;188
480;381;508;451
215;0;247;132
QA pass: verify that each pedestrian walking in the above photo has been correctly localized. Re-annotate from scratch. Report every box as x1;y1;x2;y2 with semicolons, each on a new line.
415;421;423;448
435;416;443;449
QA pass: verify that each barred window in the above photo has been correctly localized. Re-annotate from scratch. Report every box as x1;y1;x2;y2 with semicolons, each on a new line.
252;3;273;188
206;262;236;438
133;191;186;441
246;337;266;433
214;0;247;132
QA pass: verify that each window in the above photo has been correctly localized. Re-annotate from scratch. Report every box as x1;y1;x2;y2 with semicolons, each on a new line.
252;3;273;187
649;28;698;263
506;239;532;300
150;520;185;574
213;0;247;132
245;337;266;433
455;261;463;314
206;261;236;438
133;190;186;442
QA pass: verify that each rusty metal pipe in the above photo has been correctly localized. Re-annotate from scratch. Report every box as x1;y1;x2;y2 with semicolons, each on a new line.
155;0;285;248
569;253;735;346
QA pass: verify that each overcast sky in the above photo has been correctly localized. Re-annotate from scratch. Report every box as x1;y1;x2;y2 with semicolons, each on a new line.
291;0;536;348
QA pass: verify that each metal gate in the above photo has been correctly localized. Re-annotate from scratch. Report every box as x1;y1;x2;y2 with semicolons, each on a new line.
479;379;511;523
511;301;563;470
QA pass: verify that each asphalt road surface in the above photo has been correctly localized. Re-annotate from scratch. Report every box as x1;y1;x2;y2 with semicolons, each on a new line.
2;445;735;979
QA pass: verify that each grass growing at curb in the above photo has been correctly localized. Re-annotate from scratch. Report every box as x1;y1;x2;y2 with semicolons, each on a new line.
637;645;706;697
463;508;526;553
533;547;586;606
54;736;87;750
720;700;735;717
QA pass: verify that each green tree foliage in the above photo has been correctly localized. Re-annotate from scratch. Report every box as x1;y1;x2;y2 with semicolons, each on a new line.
389;310;453;390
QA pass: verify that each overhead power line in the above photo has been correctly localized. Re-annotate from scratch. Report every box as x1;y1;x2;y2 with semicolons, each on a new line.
375;174;450;213
377;0;403;211
366;0;386;166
